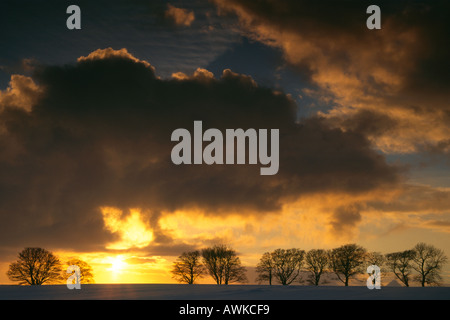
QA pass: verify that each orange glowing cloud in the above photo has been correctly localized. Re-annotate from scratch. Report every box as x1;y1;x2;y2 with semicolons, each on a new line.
0;75;41;112
101;207;154;250
165;4;195;27
77;47;155;71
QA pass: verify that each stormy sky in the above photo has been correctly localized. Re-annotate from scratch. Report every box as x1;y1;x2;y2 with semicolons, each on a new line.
0;0;449;283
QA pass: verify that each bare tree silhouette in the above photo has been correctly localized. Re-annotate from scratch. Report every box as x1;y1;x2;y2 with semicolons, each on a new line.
411;243;448;287
304;249;329;286
329;244;366;286
7;247;62;285
171;250;205;284
201;244;247;285
366;252;386;270
255;252;275;285
385;250;415;287
270;248;305;285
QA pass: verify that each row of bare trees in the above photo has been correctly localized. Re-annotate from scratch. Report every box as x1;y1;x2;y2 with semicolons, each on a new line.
6;247;94;285
172;243;448;287
257;243;448;287
171;244;247;285
257;245;370;286
385;243;448;287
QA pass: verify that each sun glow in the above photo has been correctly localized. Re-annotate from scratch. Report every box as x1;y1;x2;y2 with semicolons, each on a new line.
108;255;127;273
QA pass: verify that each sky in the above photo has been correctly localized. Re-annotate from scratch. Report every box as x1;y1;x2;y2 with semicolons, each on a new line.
0;0;449;285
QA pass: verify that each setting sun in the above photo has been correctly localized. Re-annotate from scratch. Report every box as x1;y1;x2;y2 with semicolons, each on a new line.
108;256;127;274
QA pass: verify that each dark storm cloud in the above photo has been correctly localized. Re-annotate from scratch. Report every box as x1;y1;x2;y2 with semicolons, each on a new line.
325;109;398;137
0;49;402;251
213;0;450;85
213;0;450;154
330;204;363;236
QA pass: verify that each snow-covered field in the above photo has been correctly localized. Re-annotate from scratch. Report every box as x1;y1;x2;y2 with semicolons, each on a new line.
0;283;449;300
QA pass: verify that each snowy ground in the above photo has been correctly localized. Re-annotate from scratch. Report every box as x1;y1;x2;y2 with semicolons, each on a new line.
0;283;449;300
